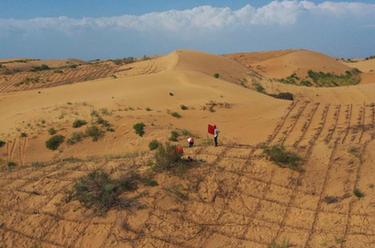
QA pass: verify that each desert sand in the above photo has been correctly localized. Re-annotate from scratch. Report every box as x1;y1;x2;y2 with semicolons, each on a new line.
0;49;375;247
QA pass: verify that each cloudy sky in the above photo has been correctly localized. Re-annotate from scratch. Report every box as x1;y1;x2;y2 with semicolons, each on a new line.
0;0;374;59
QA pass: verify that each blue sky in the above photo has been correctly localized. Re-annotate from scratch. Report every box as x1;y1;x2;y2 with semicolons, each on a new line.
0;1;374;59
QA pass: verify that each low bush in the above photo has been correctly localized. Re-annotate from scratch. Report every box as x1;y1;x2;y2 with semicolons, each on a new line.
263;145;302;171
48;128;57;135
46;135;65;150
170;112;181;118
68;170;151;214
31;64;50;72
169;131;179;141
0;140;5;148
253;82;266;93
149;140;160;151
269;92;294;101
7;161;17;170
180;105;189;110
353;188;364;198
85;125;103;141
213;73;220;79
67;132;85;145
73;119;87;128
154;143;183;171
133;122;145;137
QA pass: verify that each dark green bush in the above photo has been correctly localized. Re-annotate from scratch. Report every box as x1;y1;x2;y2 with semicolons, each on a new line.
353;188;364;198
253;82;265;93
213;73;220;79
180;105;189;110
0;140;5;148
73;119;87;128
170;112;181;118
149;140;160;151
46;135;65;150
133;122;145;137
85;125;103;141
263;145;302;171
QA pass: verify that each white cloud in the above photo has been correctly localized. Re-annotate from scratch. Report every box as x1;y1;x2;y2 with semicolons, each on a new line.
0;1;374;32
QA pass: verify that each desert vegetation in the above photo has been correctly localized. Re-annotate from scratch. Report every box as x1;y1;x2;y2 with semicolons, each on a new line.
72;119;87;128
45;135;65;150
133;122;145;137
148;139;160;150
263;145;302;171
0;139;5;148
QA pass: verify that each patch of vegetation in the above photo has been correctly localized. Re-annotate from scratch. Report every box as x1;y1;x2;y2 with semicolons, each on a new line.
253;82;266;93
307;69;361;87
73;119;88;128
213;73;220;79
279;73;299;85
31;64;50;72
32;162;46;168
48;128;57;135
0;140;5;148
263;145;302;171
46;135;65;150
268;240;290;248
181;129;192;137
169;130;180;142
348;146;361;158
353;188;364;198
54;69;63;74
365;55;375;60
67;132;85;145
7;161;17;170
133;122;145;137
154;143;183;171
180;104;189;110
20;132;28;138
141;177;158;187
145;107;152;111
170;112;182;118
323;196;339;204
149;140;160;151
100;108;111;116
269;92;294;101
85;125;103;141
67;170;132;214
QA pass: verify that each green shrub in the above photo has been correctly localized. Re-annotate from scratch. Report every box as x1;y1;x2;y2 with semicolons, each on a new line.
46;135;65;150
0;140;5;148
268;240;290;248
67;132;85;145
154;143;183;171
31;64;50;71
253;82;265;93
181;129;192;136
133;122;145;137
353;188;364;198
263;145;302;171
169;131;179;141
48;128;57;135
73;119;87;128
149;140;160;151
85;125;103;141
213;73;220;79
68;170;146;214
170;112;181;118
141;177;158;187
180;105;188;110
7;161;17;170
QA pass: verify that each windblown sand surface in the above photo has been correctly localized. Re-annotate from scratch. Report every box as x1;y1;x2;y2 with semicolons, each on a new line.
0;49;375;247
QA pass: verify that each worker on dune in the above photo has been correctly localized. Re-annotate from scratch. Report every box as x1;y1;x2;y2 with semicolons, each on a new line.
214;125;219;147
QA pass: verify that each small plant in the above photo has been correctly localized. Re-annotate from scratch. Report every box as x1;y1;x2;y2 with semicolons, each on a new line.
169;131;179;141
46;135;65;150
145;107;152;111
133;122;145;137
181;129;192;136
170;112;181;118
67;132;85;145
48;128;57;135
141;177;158;187
180;105;188;110
7;161;17;170
263;145;302;171
20;132;28;138
149;140;160;151
353;188;364;198
85;125;103;141
73;119;87;128
154;143;183;171
268;240;290;248
323;196;339;204
253;82;265;93
0;140;5;148
213;73;220;79
348;146;361;158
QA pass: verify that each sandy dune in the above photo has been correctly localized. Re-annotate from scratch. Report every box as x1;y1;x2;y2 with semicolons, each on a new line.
1;49;375;248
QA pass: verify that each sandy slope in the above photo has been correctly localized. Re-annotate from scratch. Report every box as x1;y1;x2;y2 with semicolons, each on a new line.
343;59;375;84
226;49;352;79
1;49;375;248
